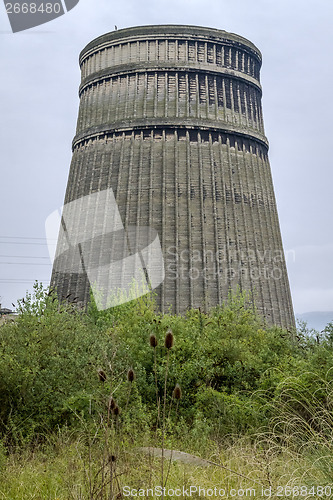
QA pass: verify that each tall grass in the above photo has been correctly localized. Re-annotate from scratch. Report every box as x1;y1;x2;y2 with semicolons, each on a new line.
2;373;333;499
1;429;328;500
255;371;333;489
1;284;333;497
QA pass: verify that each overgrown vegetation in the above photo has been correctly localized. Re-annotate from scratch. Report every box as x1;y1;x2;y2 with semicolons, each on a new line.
0;282;333;498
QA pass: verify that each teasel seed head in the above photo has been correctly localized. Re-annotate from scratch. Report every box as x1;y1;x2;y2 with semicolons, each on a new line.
165;329;174;349
98;369;107;383
127;368;135;383
108;397;116;410
150;334;158;348
173;383;182;400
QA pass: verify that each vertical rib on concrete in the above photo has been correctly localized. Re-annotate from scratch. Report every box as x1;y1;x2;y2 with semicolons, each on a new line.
51;25;295;328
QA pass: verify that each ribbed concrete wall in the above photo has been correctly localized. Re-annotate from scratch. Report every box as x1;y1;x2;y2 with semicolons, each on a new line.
51;25;295;328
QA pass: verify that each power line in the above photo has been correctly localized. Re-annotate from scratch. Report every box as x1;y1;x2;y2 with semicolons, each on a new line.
0;280;50;283
0;255;50;259
0;242;56;246
0;282;50;285
0;262;52;266
0;276;49;281
0;236;57;241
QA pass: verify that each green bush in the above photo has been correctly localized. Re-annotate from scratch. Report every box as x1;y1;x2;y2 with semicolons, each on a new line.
1;282;332;445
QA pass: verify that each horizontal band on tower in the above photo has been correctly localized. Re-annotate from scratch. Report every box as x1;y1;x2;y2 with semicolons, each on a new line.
72;122;269;151
79;63;262;97
79;25;262;66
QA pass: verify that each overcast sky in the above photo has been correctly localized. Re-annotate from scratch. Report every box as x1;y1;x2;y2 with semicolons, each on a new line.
0;0;332;315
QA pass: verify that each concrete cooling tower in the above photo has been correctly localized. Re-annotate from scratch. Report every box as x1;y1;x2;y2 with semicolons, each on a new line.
50;25;295;328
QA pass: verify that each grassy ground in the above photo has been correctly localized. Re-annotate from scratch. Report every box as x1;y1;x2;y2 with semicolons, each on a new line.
0;431;330;500
1;289;333;498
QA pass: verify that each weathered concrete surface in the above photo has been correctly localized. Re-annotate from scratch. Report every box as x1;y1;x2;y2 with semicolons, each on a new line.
51;25;295;328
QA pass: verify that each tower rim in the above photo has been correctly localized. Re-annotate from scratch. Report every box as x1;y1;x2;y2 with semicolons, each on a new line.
79;24;262;67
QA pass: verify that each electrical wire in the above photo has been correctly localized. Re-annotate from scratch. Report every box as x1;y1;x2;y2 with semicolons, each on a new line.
0;236;57;240
0;242;55;246
0;255;50;259
0;236;56;246
0;281;50;284
0;262;51;266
